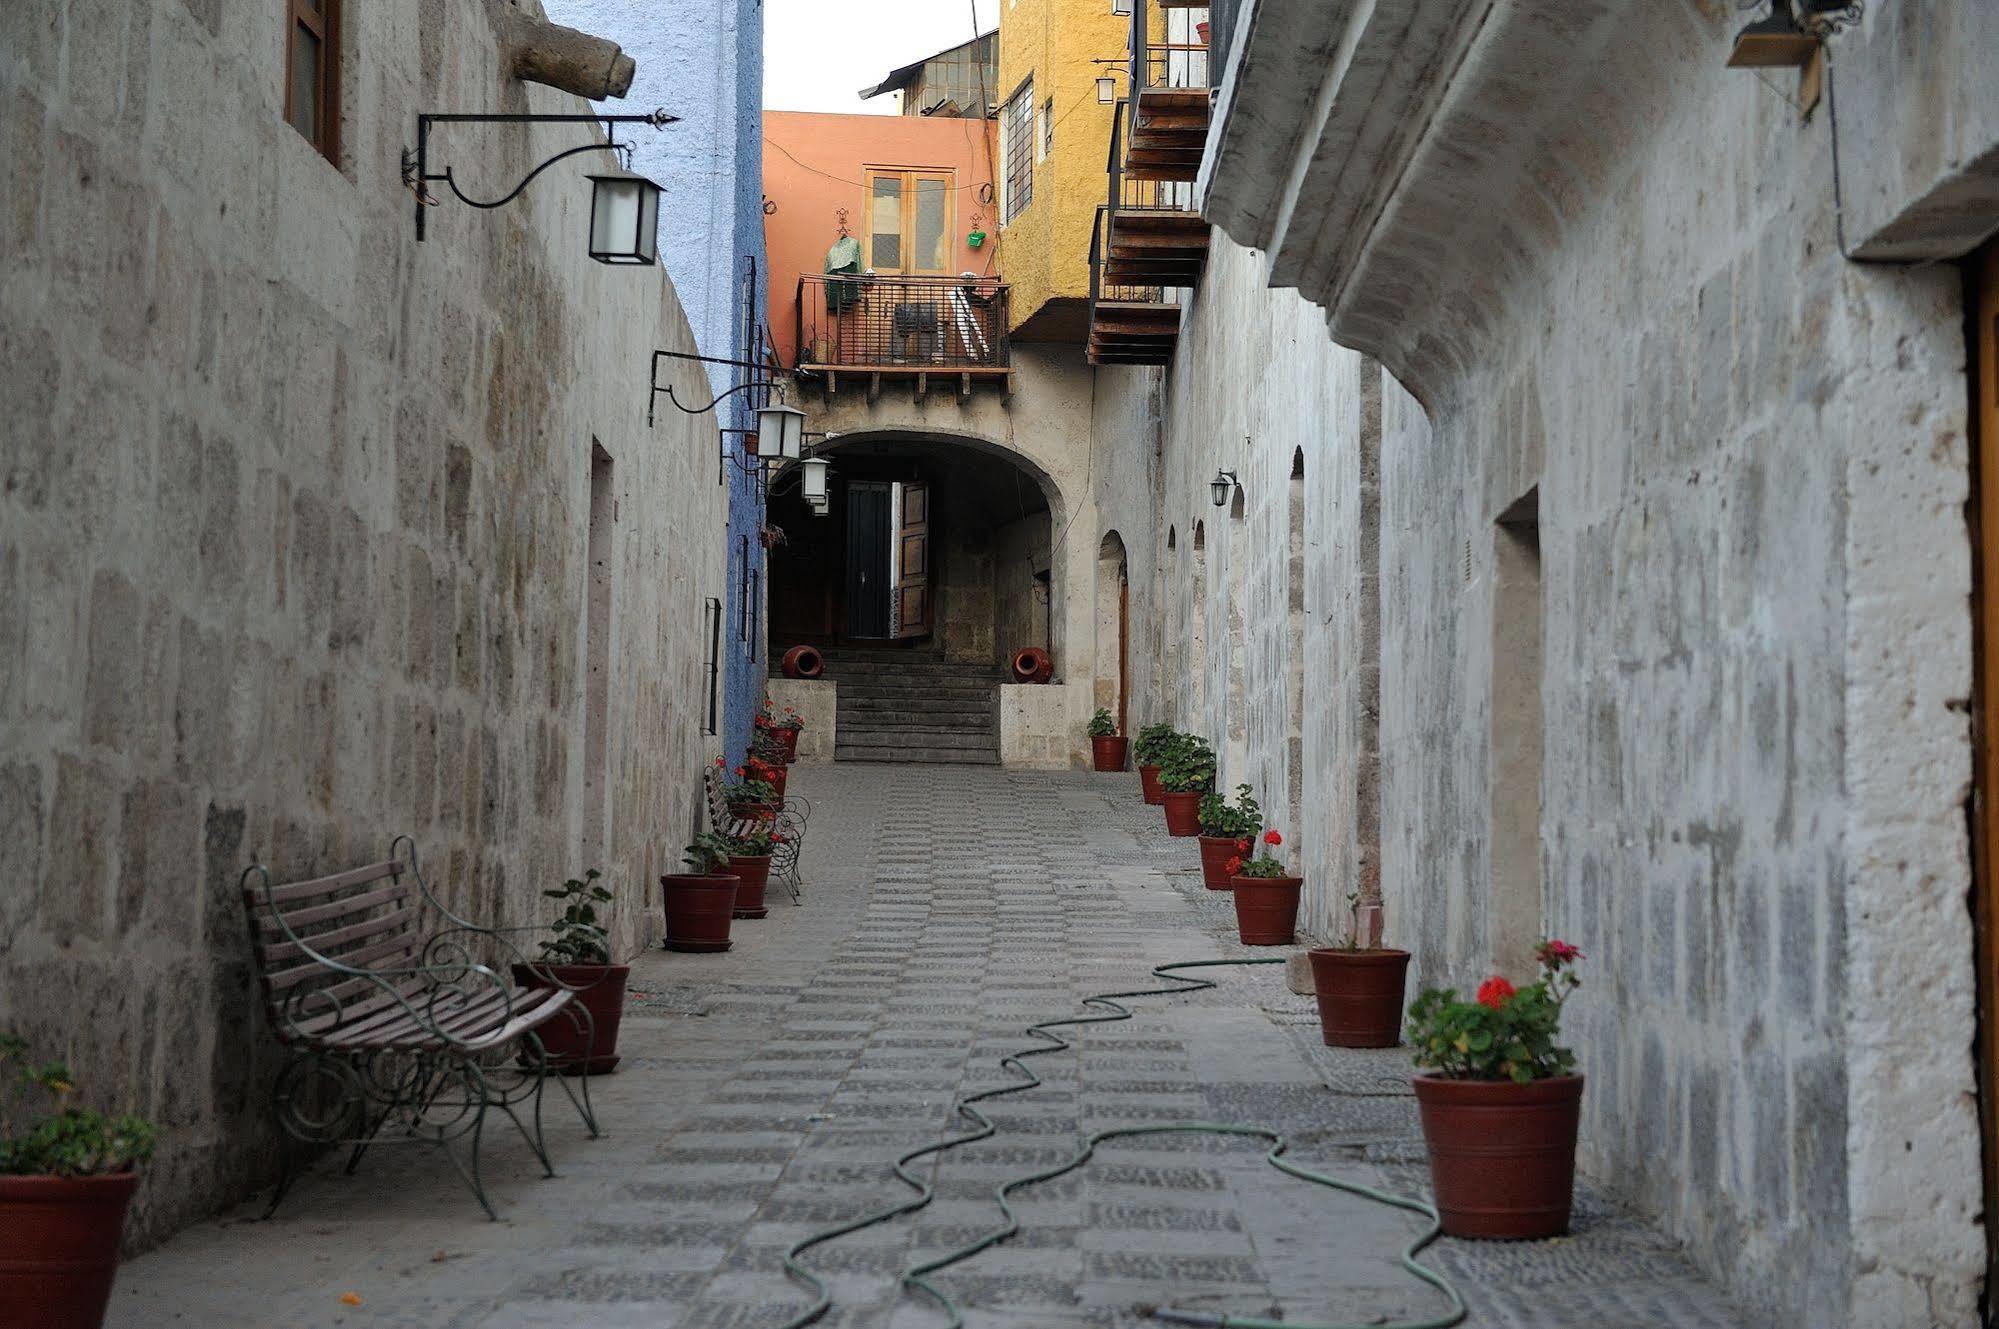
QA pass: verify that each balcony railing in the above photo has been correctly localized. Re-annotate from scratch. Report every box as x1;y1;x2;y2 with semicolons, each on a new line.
794;274;1010;373
1127;0;1212;141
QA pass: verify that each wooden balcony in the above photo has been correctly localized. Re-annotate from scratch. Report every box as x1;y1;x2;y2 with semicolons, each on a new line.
1124;2;1211;178
793;274;1012;397
1087;207;1185;367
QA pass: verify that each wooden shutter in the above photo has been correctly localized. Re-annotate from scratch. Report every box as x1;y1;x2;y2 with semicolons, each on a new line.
894;481;931;638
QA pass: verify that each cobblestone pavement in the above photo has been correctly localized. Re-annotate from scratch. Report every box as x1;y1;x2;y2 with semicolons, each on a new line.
111;766;1754;1329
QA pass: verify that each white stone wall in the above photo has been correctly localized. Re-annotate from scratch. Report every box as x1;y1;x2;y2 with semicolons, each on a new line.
0;0;728;1245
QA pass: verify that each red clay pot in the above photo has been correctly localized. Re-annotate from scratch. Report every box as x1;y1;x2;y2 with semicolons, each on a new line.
1307;948;1410;1047
1138;765;1164;805
661;874;739;952
1010;646;1053;683
511;963;630;1074
768;765;788;800
781;645;824;680
1091;735;1129;772
0;1172;138;1329
1230;875;1302;945
774;727;801;762
1161;791;1202;836
1197;835;1243;890
732;801;777;822
1413;1074;1584;1239
729;854;772;918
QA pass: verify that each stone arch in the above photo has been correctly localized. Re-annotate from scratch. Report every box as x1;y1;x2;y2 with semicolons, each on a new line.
1286;448;1306;839
1096;530;1130;731
1224;480;1248;786
1189;520;1208;728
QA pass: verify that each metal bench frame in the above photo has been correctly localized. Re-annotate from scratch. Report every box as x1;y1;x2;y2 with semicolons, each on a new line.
240;836;602;1219
704;766;809;902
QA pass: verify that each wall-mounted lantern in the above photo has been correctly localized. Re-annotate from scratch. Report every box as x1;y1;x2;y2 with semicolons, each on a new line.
586;171;663;264
756;402;807;461
1112;0;1132;14
1726;0;1862;68
1096;77;1118;104
800;456;832;507
1209;469;1240;508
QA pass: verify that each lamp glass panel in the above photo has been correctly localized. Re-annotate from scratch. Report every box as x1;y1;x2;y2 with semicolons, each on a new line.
637;179;660;263
756;425;782;459
591;178;641;260
801;460;829;502
1096;77;1116;104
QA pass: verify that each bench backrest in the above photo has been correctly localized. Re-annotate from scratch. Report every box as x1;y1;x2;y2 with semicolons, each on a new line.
703;766;734;833
241;856;424;1042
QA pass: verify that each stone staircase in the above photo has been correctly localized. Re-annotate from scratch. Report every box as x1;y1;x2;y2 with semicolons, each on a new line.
812;647;1002;765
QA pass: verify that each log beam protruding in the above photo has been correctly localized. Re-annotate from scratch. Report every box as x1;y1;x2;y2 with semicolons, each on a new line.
505;12;636;101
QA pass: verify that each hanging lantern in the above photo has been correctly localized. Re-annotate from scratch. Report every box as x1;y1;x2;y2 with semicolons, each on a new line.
1209;469;1238;508
587;171;662;265
757;402;807;460
800;456;831;504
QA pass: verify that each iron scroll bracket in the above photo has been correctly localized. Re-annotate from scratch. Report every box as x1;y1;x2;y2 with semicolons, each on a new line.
404;108;678;242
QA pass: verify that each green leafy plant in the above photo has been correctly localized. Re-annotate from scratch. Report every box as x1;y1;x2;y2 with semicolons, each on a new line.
0;1036;155;1177
727;823;781;857
683;832;733;876
1406;942;1584;1083
1198;783;1261;838
1087;708;1118;739
1230;829;1292;878
537;869;613;966
1338;891;1365;950
1157;733;1217;794
1132;723;1176;766
755;699;805;733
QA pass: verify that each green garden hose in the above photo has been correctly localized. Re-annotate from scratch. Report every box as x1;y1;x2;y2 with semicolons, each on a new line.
776;958;1466;1329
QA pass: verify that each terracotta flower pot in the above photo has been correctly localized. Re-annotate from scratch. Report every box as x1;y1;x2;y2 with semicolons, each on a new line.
511;962;630;1075
0;1172;138;1329
1161;790;1202;836
1197;835;1243;890
1413;1074;1584;1239
768;765;788;800
775;727;801;762
1091;735;1129;772
1307;947;1410;1047
732;801;777;822
1138;764;1164;805
661;873;739;952
729;854;772;918
781;645;824;680
1010;646;1053;683
1230;875;1302;945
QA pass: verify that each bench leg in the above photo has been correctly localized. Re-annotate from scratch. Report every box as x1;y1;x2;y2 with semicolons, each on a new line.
500;1031;558;1178
543;1004;601;1139
439;1061;498;1221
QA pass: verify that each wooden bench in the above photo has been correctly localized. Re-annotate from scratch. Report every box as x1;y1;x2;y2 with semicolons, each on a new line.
704;766;808;903
240;836;600;1219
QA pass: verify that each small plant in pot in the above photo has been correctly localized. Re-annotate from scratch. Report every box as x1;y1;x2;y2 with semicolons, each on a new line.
661;833;739;953
723;759;779;820
1087;709;1129;772
1407;941;1585;1239
1132;723;1175;805
1228;830;1302;944
1308;891;1411;1048
0;1035;156;1329
1196;783;1261;890
512;869;630;1076
1156;734;1216;836
725;823;781;920
766;700;805;763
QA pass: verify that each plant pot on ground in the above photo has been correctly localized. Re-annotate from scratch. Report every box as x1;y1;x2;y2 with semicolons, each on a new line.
1197;784;1261;889
1132;723;1175;805
512;869;631;1075
725;824;782;919
1087;708;1128;772
1229;830;1301;944
1408;941;1587;1239
661;834;739;953
1157;733;1216;837
0;1035;156;1329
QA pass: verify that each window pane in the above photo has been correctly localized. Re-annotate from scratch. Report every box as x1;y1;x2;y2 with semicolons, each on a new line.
913;177;948;272
288;24;321;143
869;176;903;270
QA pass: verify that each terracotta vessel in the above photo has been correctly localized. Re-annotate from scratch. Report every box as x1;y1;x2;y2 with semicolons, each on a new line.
1010;646;1054;683
729;854;772;919
1197;835;1242;890
1091;735;1129;772
780;645;824;680
661;873;739;952
1138;765;1164;805
774;727;801;762
0;1172;138;1329
511;963;631;1074
1413;1075;1584;1239
1161;790;1202;836
768;765;788;800
1230;875;1302;945
1307;947;1410;1047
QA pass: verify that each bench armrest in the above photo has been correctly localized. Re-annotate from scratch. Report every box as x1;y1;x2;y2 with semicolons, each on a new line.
276;957;518;1051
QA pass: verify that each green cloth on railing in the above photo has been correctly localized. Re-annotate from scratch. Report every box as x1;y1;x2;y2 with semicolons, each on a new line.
824;236;863;314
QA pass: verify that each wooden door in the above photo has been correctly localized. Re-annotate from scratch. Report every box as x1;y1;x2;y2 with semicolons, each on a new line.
845;482;893;639
1117;566;1130;734
894;481;932;639
1972;241;1999;1313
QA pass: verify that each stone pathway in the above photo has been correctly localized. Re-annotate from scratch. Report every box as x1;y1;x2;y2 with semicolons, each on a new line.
110;766;1753;1329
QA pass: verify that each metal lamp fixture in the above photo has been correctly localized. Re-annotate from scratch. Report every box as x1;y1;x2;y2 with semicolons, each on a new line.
586;171;663;264
800;456;831;507
756;402;807;461
1112;0;1132;13
1209;470;1239;508
1096;77;1118;104
1726;0;1863;69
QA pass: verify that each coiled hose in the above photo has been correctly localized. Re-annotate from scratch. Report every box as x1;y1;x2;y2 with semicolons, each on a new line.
775;957;1467;1329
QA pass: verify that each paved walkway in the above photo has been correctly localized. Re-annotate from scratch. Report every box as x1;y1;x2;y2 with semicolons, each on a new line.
111;766;1752;1329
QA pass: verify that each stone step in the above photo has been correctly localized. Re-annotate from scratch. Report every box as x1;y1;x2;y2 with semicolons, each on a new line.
821;663;1005;681
835;745;1002;766
840;691;995;711
837;726;998;750
839;708;995;728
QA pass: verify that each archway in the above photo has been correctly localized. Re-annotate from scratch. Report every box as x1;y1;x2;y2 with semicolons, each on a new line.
1190;520;1208;726
1096;531;1130;733
1287;448;1306;836
1224;483;1248;786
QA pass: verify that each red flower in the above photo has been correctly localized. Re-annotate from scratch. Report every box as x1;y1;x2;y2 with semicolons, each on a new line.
1536;939;1584;968
1225;856;1243;876
1263;829;1282;847
714;756;725;767
1476;976;1516;1010
1236;838;1251;853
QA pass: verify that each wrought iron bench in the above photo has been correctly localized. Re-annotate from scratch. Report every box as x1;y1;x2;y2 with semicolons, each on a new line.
240;837;600;1219
704;765;808;903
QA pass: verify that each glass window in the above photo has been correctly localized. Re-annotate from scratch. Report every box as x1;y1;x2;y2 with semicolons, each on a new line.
284;0;338;161
1002;80;1033;224
913;176;949;273
869;175;904;271
866;170;955;274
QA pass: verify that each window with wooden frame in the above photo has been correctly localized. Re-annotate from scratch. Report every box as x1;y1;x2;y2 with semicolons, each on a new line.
1001;79;1034;224
284;0;340;162
864;168;955;274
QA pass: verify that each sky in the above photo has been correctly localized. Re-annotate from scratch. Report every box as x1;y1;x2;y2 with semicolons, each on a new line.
763;0;1000;114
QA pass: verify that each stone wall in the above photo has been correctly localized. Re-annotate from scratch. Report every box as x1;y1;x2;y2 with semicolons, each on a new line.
0;0;728;1247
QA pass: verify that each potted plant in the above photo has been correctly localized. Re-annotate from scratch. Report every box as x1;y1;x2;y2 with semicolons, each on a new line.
508;870;630;1075
1156;733;1216;836
661;833;738;953
1308;891;1411;1047
0;1035;156;1329
1132;723;1175;805
1228;829;1302;945
1196;783;1261;890
1087;709;1128;772
726;763;779;819
1407;941;1585;1239
724;823;781;919
766;701;805;763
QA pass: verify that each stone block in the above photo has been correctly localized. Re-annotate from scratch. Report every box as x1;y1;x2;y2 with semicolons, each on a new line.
119;775;197;941
37;754;117;943
83;568;143;752
0;760;46;944
199;800;246;956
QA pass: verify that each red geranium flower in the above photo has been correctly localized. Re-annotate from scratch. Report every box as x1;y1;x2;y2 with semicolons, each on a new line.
1476;976;1516;1010
1263;830;1282;846
1536;939;1584;968
1225;856;1243;876
1236;838;1251;853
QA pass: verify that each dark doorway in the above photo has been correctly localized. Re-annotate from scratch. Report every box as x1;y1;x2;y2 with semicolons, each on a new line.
1968;240;1999;1322
845;481;894;638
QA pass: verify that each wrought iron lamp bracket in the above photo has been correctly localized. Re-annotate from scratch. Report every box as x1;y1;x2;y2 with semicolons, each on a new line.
403;108;677;242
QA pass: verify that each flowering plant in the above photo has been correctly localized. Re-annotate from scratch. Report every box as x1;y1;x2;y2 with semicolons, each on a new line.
1406;941;1584;1083
1087;708;1119;739
1132;723;1177;766
1;1035;155;1177
1229;829;1291;879
1157;733;1217;794
727;824;783;857
1198;783;1261;839
756;700;805;733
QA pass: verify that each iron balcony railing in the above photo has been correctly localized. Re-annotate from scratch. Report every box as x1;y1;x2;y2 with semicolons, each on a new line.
1088;204;1182;311
1126;0;1212;143
1106;97;1198;215
794;273;1009;371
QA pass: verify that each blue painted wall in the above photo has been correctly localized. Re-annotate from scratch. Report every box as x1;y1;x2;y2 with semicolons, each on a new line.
547;0;769;768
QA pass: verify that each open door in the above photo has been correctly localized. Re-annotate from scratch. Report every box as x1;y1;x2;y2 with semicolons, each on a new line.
1973;241;1999;1317
894;480;932;639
